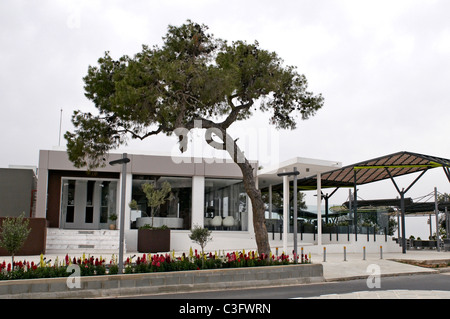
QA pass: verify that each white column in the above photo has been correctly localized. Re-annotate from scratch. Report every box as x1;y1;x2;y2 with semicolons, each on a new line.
192;176;205;228
35;168;48;219
36;150;49;219
283;171;289;253
247;195;254;234
317;173;322;252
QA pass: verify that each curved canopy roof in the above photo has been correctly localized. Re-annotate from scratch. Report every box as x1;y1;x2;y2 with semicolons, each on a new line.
297;151;450;189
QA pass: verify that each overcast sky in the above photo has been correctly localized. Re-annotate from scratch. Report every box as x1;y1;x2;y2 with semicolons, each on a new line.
1;0;449;208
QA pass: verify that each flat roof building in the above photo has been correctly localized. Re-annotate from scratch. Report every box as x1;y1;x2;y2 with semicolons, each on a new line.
34;149;405;254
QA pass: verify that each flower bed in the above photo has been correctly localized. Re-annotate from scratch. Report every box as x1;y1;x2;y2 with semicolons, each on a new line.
0;249;311;281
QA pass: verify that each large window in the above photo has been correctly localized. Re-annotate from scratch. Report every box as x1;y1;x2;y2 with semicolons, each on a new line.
131;175;192;230
204;178;248;231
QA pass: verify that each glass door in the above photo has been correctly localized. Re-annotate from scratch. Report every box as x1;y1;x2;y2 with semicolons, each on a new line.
61;178;118;229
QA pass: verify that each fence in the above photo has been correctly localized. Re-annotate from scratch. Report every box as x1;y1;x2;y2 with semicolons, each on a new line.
269;224;390;243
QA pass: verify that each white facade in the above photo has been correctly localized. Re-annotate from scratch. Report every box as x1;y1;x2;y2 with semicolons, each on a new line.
36;150;258;252
36;150;401;254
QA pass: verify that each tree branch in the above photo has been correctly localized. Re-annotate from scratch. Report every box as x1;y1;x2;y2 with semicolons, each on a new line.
219;99;254;129
116;125;164;140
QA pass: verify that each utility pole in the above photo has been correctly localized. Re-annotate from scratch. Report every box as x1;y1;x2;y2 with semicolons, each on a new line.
435;187;440;252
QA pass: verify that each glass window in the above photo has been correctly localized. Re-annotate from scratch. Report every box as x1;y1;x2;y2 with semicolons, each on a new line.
131;175;192;230
204;178;248;231
99;181;117;226
64;180;75;223
60;178;117;229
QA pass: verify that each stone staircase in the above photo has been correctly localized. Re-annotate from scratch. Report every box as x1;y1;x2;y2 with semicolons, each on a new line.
46;229;125;254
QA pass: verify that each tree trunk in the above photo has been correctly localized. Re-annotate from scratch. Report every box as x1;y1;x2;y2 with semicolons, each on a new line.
236;160;271;257
185;119;271;256
207;126;271;256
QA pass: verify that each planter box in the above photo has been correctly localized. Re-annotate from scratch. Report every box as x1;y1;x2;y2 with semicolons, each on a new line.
138;228;170;253
0;218;47;256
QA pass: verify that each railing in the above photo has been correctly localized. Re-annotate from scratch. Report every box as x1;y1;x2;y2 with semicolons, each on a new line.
269;223;389;243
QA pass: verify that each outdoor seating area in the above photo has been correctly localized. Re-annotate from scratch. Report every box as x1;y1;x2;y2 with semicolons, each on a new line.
204;215;240;230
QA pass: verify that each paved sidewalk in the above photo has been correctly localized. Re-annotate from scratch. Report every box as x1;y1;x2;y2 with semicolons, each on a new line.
304;250;450;299
300;289;450;299
315;251;450;281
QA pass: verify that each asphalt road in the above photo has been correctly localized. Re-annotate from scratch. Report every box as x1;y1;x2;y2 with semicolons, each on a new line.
122;273;450;299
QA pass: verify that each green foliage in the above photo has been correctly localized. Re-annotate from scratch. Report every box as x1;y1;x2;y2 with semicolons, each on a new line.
142;181;173;211
138;224;168;230
388;216;398;236
137;181;173;227
189;226;212;254
65;20;323;170
0;213;31;264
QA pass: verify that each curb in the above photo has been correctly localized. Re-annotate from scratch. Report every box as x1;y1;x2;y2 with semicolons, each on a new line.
0;263;323;299
324;269;441;283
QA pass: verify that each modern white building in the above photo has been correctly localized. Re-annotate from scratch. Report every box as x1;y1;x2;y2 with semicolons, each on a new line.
35;149;401;255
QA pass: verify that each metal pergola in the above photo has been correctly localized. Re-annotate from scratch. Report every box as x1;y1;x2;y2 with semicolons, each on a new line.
296;151;450;253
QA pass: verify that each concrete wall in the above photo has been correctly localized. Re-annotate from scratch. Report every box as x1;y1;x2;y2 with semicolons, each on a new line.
124;229;400;256
0;263;323;298
0;168;36;218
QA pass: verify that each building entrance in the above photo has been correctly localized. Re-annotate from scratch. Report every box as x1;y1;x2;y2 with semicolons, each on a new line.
60;178;118;229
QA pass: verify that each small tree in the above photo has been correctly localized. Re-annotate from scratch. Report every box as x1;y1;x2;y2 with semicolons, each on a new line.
387;216;398;236
0;213;31;265
189;225;212;257
130;181;173;228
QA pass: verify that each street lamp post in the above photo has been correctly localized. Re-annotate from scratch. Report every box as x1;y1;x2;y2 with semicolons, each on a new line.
109;153;130;274
277;167;300;262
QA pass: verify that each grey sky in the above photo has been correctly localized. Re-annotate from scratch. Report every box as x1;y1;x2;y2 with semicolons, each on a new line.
1;0;449;206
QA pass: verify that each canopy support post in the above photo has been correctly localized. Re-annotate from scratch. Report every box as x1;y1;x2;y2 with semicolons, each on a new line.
386;168;428;253
317;173;322;253
323;187;340;224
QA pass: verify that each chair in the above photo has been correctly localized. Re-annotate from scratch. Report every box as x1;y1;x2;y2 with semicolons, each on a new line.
210;216;222;228
223;216;235;228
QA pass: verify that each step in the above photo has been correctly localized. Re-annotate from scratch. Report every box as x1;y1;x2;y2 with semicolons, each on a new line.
46;229;125;255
